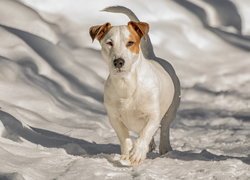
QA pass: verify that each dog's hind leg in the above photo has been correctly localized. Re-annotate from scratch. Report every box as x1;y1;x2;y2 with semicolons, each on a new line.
159;99;179;155
159;111;173;154
159;73;181;155
149;138;156;152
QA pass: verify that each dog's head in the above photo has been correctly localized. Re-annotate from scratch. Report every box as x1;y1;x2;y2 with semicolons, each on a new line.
89;21;149;75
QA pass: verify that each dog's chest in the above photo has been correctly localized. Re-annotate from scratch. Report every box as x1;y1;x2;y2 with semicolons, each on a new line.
117;95;150;133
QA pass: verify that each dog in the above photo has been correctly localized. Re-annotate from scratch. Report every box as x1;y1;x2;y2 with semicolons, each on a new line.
89;6;180;165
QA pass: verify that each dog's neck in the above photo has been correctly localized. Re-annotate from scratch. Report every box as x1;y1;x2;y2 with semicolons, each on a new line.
109;53;144;99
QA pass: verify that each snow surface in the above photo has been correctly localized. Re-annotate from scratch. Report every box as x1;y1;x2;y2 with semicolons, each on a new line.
0;0;249;179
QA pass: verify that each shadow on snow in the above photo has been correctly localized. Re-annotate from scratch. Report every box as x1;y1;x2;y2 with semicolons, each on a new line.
0;110;249;165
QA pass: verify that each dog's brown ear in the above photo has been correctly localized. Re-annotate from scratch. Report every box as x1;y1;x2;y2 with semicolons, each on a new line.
89;22;112;42
128;21;149;38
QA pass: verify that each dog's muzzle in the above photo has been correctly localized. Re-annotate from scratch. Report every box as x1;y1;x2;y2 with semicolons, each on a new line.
113;58;125;69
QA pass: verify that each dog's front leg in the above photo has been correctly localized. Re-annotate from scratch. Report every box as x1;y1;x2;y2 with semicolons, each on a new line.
107;112;133;160
129;111;160;165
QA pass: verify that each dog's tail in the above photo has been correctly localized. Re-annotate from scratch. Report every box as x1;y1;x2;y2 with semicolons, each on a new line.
102;6;140;22
102;6;155;59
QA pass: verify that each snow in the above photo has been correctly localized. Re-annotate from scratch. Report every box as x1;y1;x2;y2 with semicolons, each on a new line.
0;0;249;179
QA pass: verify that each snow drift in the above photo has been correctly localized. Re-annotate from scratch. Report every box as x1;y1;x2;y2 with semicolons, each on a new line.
0;0;249;179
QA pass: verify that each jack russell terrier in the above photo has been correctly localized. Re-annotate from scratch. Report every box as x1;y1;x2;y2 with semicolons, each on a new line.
89;6;180;166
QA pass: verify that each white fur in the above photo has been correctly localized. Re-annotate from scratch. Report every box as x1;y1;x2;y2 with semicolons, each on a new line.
100;26;175;165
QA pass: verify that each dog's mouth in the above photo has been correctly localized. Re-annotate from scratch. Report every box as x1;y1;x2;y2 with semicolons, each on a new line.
115;68;125;73
111;68;127;76
117;68;124;72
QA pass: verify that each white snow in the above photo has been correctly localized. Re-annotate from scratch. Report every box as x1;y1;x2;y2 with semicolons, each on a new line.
0;0;249;179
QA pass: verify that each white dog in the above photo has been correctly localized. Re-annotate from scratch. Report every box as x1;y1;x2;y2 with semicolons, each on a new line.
89;6;180;165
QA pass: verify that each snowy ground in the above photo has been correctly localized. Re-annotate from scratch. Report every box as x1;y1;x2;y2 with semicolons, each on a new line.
0;0;249;179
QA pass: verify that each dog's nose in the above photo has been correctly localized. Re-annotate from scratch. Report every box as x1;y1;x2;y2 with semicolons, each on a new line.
113;58;125;68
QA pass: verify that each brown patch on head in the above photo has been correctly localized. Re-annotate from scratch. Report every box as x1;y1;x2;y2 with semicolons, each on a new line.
89;22;112;42
127;21;149;54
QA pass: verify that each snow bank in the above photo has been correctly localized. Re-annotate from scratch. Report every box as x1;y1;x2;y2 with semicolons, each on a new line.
0;0;249;179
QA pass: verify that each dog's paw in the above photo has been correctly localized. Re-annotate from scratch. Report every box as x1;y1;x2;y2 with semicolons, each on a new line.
129;139;148;166
120;154;130;161
112;154;131;167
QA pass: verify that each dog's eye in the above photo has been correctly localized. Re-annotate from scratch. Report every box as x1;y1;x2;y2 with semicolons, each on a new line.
106;41;113;47
126;41;135;47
